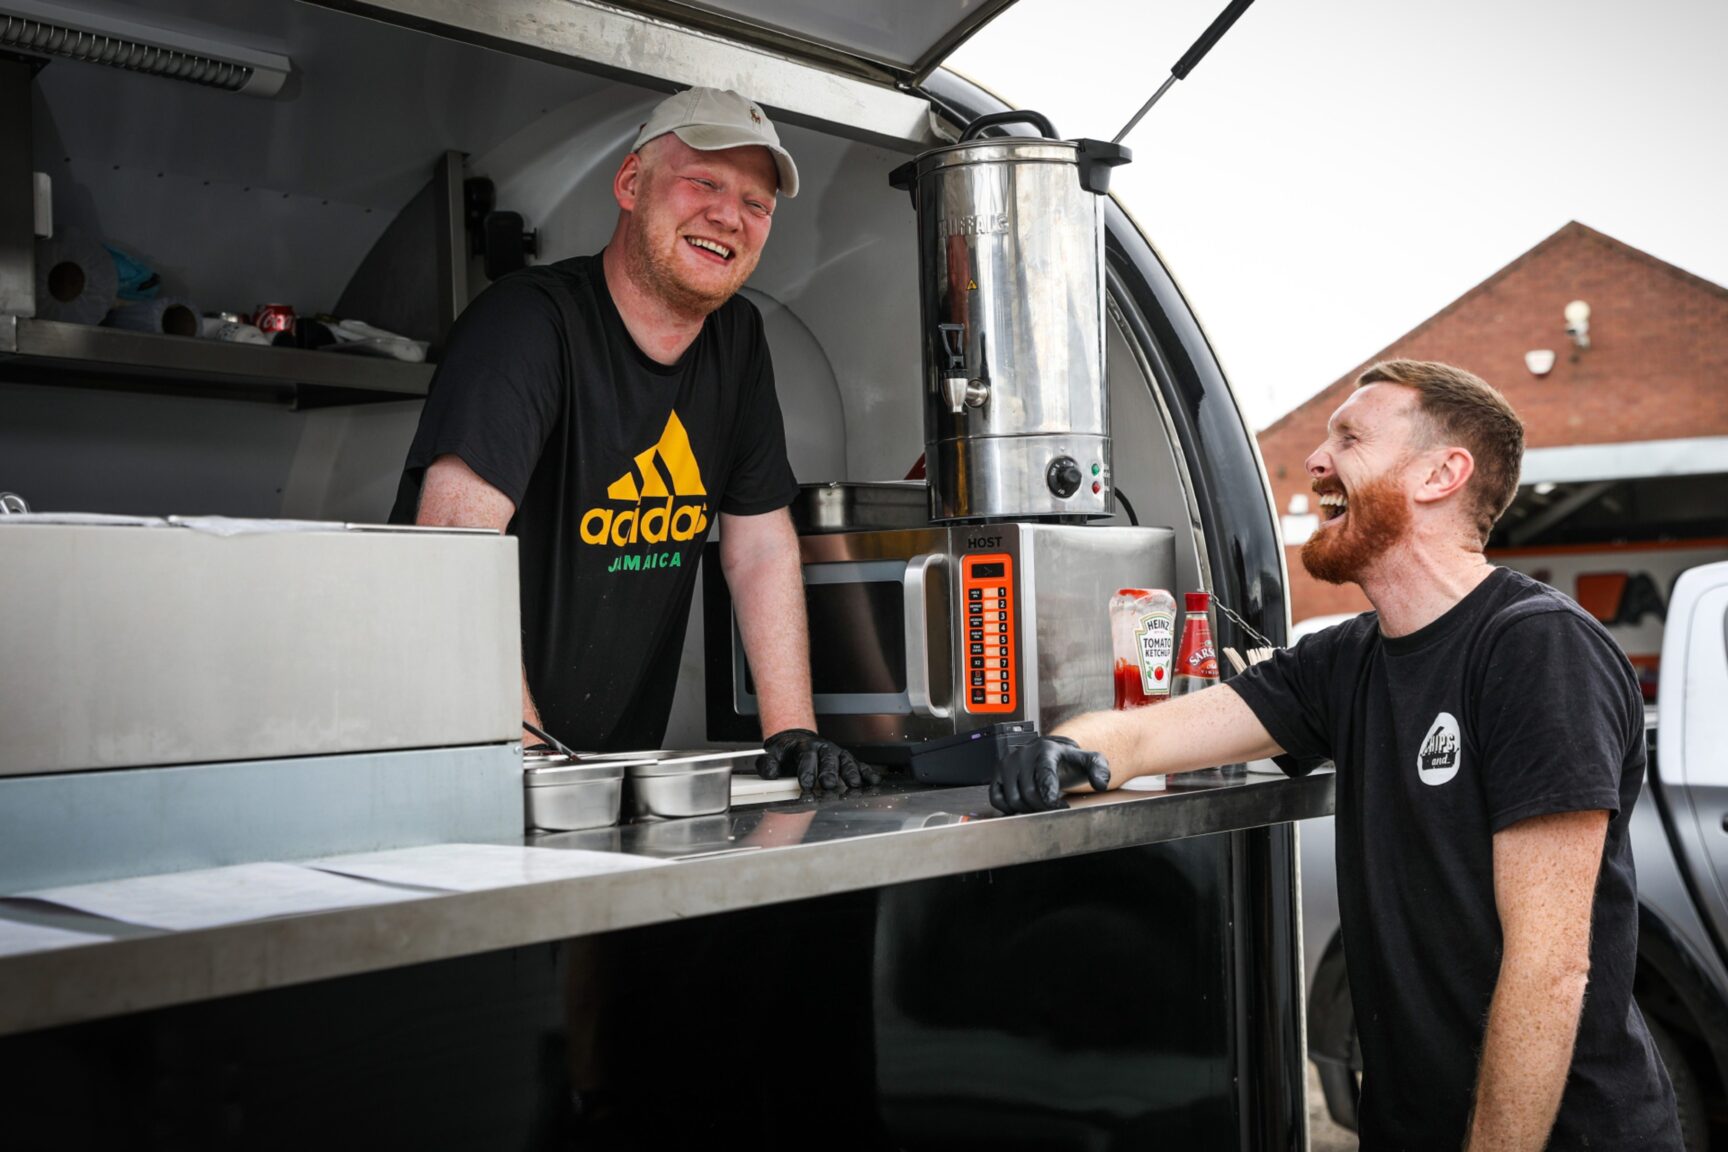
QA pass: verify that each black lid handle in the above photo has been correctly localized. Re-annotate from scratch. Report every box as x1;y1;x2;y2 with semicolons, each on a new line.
959;109;1059;143
888;158;918;201
1075;139;1133;195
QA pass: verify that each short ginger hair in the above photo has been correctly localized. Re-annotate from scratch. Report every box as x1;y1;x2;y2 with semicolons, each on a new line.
1357;359;1525;543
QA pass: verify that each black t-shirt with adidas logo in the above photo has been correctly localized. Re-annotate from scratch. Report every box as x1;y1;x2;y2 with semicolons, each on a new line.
1229;568;1681;1150
390;253;798;750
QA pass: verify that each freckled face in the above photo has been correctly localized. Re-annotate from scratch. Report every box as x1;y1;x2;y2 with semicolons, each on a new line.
622;135;777;316
1300;384;1420;584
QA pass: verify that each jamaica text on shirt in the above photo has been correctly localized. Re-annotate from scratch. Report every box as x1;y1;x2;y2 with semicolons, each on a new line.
607;550;685;574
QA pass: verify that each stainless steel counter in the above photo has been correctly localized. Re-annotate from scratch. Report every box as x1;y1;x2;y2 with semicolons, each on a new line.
0;769;1332;1037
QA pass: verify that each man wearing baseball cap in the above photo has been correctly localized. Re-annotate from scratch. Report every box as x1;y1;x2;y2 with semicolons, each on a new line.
390;87;871;791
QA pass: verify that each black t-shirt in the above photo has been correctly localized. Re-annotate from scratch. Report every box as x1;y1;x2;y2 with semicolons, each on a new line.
1231;568;1680;1150
390;254;799;750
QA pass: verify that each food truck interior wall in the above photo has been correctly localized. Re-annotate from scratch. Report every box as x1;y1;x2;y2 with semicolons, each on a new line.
2;0;1208;746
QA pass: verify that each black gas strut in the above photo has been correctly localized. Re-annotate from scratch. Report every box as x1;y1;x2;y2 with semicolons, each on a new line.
1111;0;1259;144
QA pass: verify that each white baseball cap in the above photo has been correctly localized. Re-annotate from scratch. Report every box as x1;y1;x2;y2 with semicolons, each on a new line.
632;87;800;199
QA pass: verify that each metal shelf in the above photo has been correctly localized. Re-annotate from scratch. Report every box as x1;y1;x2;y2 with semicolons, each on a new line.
0;316;434;407
0;770;1334;1035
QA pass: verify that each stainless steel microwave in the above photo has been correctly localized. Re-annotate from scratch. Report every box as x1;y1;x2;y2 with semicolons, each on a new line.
705;524;1175;760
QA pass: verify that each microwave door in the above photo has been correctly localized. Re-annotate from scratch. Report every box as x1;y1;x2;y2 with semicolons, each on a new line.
729;552;954;743
732;559;912;715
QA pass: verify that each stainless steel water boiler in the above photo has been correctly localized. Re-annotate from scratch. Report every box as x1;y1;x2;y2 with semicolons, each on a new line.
891;112;1130;523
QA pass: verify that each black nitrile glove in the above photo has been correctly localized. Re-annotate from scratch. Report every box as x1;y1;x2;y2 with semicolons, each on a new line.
757;728;881;792
989;735;1111;814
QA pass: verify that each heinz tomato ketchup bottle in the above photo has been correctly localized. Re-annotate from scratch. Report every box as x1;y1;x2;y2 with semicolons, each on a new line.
1110;588;1176;709
1173;592;1220;696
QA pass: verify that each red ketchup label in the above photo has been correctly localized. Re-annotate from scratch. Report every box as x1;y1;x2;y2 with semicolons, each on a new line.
1111;590;1175;709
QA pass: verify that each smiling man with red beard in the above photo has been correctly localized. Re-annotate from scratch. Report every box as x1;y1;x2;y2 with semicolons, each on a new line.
390;87;874;792
1300;464;1410;585
992;360;1683;1151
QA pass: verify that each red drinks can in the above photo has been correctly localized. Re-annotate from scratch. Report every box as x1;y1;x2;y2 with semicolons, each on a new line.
253;304;296;335
1110;587;1176;709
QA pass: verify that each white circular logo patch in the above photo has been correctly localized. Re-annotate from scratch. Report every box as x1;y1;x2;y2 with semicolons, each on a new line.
1417;712;1462;786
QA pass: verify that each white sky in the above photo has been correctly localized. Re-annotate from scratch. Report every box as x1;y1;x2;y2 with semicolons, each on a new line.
947;0;1728;430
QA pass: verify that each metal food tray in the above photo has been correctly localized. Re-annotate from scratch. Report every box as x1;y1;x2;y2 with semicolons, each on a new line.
523;752;626;832
789;481;929;534
621;749;760;821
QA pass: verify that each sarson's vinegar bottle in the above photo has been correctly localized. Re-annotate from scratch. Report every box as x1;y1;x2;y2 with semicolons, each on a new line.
1173;592;1220;696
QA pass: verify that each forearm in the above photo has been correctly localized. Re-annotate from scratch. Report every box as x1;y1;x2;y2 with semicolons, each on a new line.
737;617;814;734
1052;682;1283;789
726;545;816;736
1466;958;1589;1151
414;456;539;732
1467;808;1607;1150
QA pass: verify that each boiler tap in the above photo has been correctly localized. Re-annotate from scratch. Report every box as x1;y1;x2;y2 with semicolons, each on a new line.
937;324;991;414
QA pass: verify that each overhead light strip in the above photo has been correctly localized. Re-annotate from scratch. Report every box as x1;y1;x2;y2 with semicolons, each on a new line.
0;0;290;97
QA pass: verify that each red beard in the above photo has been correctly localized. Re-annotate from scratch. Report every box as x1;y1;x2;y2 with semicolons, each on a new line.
1300;473;1411;585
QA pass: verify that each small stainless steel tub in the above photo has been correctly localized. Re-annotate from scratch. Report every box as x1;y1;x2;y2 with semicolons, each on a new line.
623;749;758;821
523;751;625;832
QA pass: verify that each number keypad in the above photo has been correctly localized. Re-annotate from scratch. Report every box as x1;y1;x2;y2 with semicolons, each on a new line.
960;554;1016;715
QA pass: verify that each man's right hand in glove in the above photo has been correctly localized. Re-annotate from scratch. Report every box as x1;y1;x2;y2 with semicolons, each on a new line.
757;728;881;792
990;735;1111;814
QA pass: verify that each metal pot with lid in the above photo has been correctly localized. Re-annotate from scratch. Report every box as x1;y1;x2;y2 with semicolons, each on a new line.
890;112;1130;524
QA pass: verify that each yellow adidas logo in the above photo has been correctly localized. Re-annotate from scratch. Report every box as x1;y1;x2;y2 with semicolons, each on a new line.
580;411;710;547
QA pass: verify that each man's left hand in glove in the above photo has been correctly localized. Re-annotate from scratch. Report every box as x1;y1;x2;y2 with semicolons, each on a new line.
757;728;881;792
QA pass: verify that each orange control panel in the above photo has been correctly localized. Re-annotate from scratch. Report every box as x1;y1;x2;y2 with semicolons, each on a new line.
962;553;1017;713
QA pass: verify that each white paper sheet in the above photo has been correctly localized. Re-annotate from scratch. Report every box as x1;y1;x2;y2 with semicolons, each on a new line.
20;862;429;932
304;843;667;893
166;515;347;536
0;918;113;958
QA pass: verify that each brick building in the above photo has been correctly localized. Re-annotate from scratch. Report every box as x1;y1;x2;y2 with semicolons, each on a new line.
1258;221;1728;636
